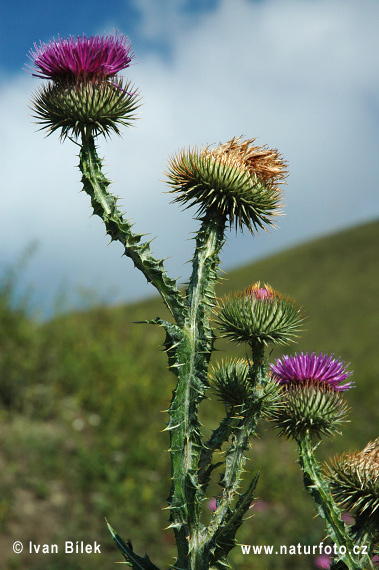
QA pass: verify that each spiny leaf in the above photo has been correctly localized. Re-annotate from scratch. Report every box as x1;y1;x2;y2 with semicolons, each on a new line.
106;521;160;570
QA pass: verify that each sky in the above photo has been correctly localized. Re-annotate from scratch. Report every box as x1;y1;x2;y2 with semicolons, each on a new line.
1;0;378;317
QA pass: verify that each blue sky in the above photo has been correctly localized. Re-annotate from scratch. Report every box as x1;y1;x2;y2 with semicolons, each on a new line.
0;0;217;73
1;0;378;316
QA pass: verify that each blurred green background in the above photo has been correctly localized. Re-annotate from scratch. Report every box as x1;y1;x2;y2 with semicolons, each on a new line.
0;219;377;569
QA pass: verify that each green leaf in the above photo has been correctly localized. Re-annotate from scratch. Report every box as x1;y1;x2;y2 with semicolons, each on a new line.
106;521;160;570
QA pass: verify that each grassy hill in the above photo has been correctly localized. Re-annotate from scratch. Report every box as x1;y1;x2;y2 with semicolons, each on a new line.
0;219;378;569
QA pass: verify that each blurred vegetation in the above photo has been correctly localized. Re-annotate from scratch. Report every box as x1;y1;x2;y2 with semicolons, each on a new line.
0;219;378;569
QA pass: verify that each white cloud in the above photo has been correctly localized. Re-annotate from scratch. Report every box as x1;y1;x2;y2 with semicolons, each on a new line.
1;0;378;315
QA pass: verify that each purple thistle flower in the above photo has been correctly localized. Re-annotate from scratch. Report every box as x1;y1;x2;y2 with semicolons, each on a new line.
28;32;134;81
270;352;353;392
207;498;217;512
245;282;275;301
314;554;331;569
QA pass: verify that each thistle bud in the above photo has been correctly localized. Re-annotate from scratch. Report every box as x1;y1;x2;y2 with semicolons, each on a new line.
165;137;286;233
215;282;304;347
210;358;282;416
210;359;252;408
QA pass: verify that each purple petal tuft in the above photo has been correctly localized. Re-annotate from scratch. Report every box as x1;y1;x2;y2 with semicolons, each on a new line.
28;32;134;81
270;352;353;392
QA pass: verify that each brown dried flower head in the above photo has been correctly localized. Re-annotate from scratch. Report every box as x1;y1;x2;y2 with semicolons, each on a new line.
202;137;287;192
166;137;287;233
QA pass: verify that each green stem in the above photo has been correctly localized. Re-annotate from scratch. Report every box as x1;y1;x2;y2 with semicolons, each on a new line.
299;432;375;570
167;214;226;569
205;410;260;539
198;413;239;488
79;133;186;325
200;345;267;561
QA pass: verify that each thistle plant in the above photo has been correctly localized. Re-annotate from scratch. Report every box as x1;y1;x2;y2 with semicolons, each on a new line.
27;32;378;570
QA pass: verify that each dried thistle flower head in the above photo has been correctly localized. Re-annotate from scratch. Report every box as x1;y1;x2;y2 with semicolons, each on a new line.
215;281;304;346
202;137;286;190
324;438;379;541
166;137;287;233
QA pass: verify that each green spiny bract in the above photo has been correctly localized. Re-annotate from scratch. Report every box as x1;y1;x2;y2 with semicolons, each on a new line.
272;380;350;441
165;137;286;234
31;77;140;139
324;438;379;545
215;282;305;346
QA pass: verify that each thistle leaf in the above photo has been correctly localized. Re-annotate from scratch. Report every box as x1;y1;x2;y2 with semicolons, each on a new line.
106;521;160;569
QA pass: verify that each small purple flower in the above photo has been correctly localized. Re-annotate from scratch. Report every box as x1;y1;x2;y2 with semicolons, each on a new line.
270;352;353;392
254;288;272;300
28;32;134;81
207;498;217;512
314;554;331;569
341;512;355;525
245;282;275;301
250;499;269;512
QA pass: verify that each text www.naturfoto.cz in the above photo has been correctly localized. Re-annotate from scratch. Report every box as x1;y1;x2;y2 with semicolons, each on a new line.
240;543;369;556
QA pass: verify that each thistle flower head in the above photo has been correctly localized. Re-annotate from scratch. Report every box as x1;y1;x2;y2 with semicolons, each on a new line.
27;32;140;139
28;32;134;81
215;282;304;347
270;352;353;392
166;137;287;233
324;438;379;539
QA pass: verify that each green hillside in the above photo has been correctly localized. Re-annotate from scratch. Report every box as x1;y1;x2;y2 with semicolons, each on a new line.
0;219;378;569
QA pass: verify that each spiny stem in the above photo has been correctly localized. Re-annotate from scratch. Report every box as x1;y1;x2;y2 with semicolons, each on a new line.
200;346;267;560
298;432;375;570
198;413;239;487
167;214;226;569
79;132;186;325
